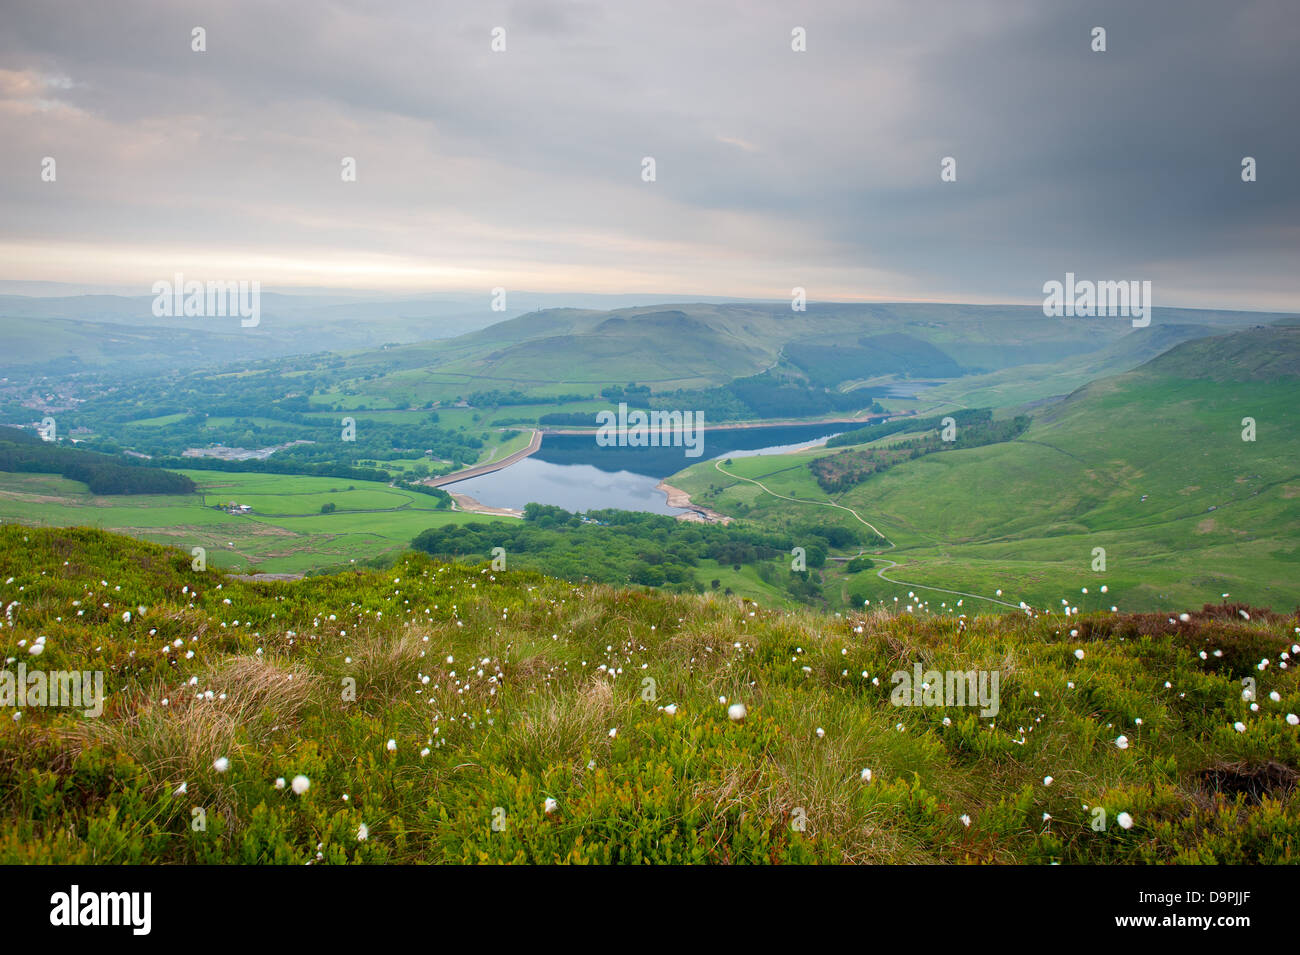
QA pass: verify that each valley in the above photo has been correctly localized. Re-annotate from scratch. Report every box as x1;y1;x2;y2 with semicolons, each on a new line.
1;299;1297;615
5;0;1298;881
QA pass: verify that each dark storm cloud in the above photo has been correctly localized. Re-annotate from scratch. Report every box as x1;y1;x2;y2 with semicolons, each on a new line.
0;0;1295;306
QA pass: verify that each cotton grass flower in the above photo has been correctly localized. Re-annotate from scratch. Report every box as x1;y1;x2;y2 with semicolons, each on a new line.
291;774;310;795
1116;812;1134;830
213;757;229;773
386;739;397;752
543;797;558;815
1115;735;1129;750
727;702;747;722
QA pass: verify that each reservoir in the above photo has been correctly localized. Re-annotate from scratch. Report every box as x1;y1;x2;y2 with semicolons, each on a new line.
449;421;845;515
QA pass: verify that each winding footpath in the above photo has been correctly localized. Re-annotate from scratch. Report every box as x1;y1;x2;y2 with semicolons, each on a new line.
713;459;1024;610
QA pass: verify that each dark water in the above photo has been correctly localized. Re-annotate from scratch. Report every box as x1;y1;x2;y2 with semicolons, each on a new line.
450;422;844;515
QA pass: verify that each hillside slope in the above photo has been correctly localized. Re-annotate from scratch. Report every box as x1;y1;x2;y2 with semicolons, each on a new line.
917;322;1230;411
1;526;1297;864
671;325;1300;611
457;310;771;386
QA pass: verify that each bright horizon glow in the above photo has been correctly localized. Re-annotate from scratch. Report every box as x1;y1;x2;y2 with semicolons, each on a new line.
2;239;1293;313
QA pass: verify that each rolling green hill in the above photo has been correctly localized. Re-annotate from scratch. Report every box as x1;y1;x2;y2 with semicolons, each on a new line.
448;310;771;387
671;325;1300;612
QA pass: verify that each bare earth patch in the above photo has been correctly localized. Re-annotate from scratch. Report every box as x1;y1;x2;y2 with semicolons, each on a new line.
658;481;733;524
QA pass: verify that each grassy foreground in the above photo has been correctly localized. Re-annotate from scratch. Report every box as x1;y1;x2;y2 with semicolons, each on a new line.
1;525;1298;864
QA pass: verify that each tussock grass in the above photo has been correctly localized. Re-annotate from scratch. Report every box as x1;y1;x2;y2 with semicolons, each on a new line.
72;655;318;786
2;525;1298;864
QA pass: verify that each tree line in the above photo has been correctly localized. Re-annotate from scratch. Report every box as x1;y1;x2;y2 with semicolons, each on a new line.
0;428;196;495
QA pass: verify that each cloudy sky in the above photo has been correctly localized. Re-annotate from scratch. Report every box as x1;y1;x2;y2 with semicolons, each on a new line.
1;0;1297;308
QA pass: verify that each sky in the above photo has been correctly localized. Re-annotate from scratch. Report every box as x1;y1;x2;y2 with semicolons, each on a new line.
1;0;1297;309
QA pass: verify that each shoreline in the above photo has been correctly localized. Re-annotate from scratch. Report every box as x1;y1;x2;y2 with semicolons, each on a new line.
421;418;840;524
657;480;732;524
447;490;524;518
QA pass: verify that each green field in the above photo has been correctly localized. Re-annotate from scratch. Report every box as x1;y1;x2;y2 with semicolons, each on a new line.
0;470;503;574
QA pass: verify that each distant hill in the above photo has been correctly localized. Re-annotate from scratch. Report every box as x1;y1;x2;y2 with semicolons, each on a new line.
460;310;771;386
324;302;1295;404
785;333;965;384
4;293;1291;393
0;293;508;373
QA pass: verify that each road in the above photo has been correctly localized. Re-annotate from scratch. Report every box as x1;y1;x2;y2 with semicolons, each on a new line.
713;458;1024;610
424;429;542;488
542;411;901;437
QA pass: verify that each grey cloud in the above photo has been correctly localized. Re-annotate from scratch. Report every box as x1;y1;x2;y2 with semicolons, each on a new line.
0;0;1295;307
